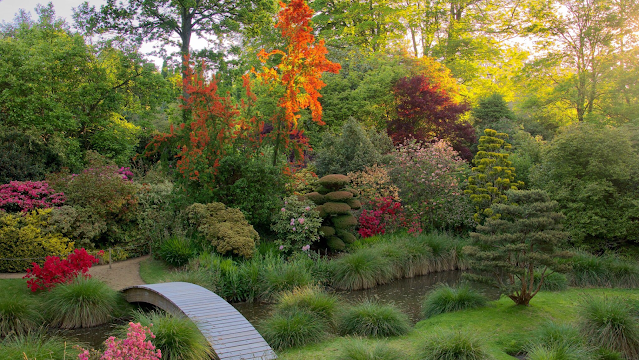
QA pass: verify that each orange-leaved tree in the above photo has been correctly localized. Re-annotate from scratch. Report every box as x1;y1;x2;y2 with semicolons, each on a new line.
253;0;341;166
146;58;257;184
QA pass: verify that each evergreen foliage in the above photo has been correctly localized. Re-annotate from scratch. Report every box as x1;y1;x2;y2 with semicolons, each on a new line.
472;93;516;129
465;129;523;224
465;189;570;306
315;118;386;177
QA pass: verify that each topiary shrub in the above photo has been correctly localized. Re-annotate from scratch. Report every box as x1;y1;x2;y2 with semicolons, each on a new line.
187;202;259;258
0;209;74;273
306;174;359;251
337;300;411;338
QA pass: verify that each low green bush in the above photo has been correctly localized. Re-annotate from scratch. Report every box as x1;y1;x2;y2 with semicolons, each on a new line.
46;277;122;329
538;271;569;291
128;310;213;360
275;286;339;324
0;295;42;337
158;236;196;267
337;300;411;338
418;330;491;360
421;284;487;319
334;338;404;360
579;296;639;359
332;248;394;290
0;332;82;360
260;309;328;351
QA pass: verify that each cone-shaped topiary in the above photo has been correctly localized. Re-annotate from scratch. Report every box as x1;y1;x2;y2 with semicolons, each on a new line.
306;174;359;251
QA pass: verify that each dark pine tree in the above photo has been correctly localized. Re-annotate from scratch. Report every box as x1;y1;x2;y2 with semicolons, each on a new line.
464;189;570;306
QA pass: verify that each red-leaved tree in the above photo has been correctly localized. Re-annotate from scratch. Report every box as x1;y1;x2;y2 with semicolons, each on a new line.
254;0;341;165
389;75;475;160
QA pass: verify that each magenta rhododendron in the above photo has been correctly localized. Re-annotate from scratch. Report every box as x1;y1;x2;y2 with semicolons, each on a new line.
0;181;65;213
77;322;161;360
358;197;422;237
23;248;101;292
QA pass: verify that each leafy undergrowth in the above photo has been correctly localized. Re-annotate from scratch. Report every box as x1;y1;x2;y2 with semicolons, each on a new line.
277;288;639;360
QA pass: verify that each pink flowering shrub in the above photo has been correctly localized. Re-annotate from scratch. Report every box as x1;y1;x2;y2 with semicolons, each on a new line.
23;248;101;292
77;322;161;360
0;181;65;213
271;196;322;252
388;139;475;231
358;197;421;238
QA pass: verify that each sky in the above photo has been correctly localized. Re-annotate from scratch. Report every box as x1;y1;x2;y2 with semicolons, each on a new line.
0;0;105;24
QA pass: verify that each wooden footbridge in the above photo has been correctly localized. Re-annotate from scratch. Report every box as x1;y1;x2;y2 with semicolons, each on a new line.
122;282;277;360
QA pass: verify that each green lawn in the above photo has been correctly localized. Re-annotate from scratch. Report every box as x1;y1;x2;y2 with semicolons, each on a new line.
278;288;639;360
139;256;172;284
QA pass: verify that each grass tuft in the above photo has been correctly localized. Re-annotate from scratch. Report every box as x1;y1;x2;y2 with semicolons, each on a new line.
421;283;487;319
334;338;404;360
332;249;394;290
526;343;593;360
579;296;639;359
259;309;328;351
337;300;411;338
275;285;339;324
46;277;121;329
0;294;42;337
419;330;491;360
0;331;82;360
128;310;213;360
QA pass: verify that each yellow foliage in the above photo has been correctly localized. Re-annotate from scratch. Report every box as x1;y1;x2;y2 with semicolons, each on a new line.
0;209;74;272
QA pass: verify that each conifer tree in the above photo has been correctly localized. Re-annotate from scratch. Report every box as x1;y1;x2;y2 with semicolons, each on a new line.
464;189;570;306
465;129;523;223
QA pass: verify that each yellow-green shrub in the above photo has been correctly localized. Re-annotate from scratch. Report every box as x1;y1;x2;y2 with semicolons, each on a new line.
0;209;74;272
186;203;258;258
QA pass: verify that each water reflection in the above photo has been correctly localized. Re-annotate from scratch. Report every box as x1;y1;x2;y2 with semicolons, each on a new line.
233;270;500;325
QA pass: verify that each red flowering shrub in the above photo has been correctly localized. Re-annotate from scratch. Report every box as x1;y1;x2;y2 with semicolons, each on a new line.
0;181;65;213
358;197;421;238
23;248;101;292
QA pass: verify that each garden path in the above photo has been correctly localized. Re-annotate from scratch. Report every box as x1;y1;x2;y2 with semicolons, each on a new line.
0;255;148;290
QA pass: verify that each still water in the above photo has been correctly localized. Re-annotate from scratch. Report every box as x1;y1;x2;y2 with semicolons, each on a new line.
59;270;498;347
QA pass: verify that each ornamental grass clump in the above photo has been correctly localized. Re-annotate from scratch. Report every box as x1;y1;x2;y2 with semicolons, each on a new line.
337;300;411;338
0;295;42;337
0;331;82;360
128;311;213;360
526;322;593;360
418;330;491;360
419;232;456;272
275;285;339;325
260;309;329;351
262;258;314;301
157;236;196;267
334;338;404;360
46;276;121;329
579;296;639;359
332;248;394;290
421;284;487;319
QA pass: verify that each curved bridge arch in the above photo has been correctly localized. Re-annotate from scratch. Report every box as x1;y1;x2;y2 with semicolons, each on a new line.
122;282;277;360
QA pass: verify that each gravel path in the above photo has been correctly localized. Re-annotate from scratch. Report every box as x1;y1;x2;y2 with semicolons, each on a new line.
0;255;149;290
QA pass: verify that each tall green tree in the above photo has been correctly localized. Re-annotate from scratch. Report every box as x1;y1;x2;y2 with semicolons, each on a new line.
74;0;273;105
0;4;169;167
465;189;570;306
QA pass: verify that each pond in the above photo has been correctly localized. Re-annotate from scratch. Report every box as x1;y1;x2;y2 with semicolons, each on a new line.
233;270;499;324
61;270;499;348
